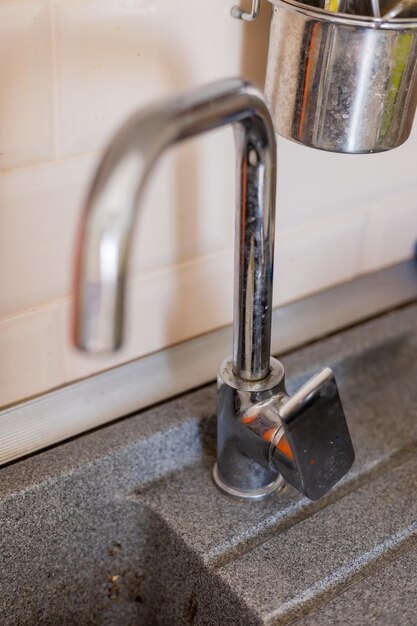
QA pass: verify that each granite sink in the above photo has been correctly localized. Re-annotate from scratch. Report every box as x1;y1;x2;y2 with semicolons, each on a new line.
1;302;417;625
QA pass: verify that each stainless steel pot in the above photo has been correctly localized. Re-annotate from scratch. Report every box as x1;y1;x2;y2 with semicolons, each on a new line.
265;0;417;153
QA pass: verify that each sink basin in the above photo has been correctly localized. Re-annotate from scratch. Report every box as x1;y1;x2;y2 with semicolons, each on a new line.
1;302;417;625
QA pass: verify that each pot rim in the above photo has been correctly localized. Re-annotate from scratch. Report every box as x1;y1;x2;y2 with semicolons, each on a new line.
268;0;417;29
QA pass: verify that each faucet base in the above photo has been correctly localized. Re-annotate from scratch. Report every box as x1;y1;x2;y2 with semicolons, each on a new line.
212;462;285;500
215;356;287;499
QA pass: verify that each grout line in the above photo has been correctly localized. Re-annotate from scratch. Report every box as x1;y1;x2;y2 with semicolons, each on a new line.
48;0;60;159
0;149;102;177
0;297;68;325
277;205;367;240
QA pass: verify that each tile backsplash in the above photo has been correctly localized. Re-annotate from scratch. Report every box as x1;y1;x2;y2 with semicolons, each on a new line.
1;0;417;408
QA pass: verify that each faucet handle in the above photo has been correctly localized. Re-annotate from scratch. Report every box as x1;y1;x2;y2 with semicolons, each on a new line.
270;368;355;500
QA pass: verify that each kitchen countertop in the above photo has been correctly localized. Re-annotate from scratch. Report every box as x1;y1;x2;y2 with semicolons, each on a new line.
1;301;417;625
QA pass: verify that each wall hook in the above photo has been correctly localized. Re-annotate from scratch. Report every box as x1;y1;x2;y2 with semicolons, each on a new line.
231;0;260;20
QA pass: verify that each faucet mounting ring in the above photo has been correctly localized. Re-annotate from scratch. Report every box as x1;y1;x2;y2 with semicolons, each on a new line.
212;462;285;500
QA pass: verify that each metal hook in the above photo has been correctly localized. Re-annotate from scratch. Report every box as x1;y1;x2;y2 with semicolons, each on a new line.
231;0;260;21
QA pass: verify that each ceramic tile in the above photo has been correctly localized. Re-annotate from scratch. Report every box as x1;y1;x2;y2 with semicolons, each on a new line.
0;0;54;170
61;247;234;382
0;154;98;318
361;186;417;272
275;212;366;305
54;0;241;157
54;0;161;157
277;122;417;231
0;302;63;407
128;128;234;275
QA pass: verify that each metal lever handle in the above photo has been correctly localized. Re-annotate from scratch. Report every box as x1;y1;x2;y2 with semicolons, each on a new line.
231;0;260;21
216;357;354;502
270;368;355;500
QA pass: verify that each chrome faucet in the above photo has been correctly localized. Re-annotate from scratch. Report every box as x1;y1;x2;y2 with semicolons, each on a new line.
73;78;354;501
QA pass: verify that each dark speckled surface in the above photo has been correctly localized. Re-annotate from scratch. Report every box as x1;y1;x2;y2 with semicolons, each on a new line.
1;303;417;625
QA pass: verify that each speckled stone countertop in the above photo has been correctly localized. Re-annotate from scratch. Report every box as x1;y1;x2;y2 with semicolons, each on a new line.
1;302;417;625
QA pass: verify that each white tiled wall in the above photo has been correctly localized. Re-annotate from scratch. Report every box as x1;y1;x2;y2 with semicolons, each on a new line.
1;0;417;408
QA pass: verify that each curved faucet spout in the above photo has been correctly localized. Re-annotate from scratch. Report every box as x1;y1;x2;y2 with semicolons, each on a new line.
73;78;277;382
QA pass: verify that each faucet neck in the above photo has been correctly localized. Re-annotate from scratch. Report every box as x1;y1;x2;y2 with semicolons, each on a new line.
74;79;277;382
232;118;276;380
